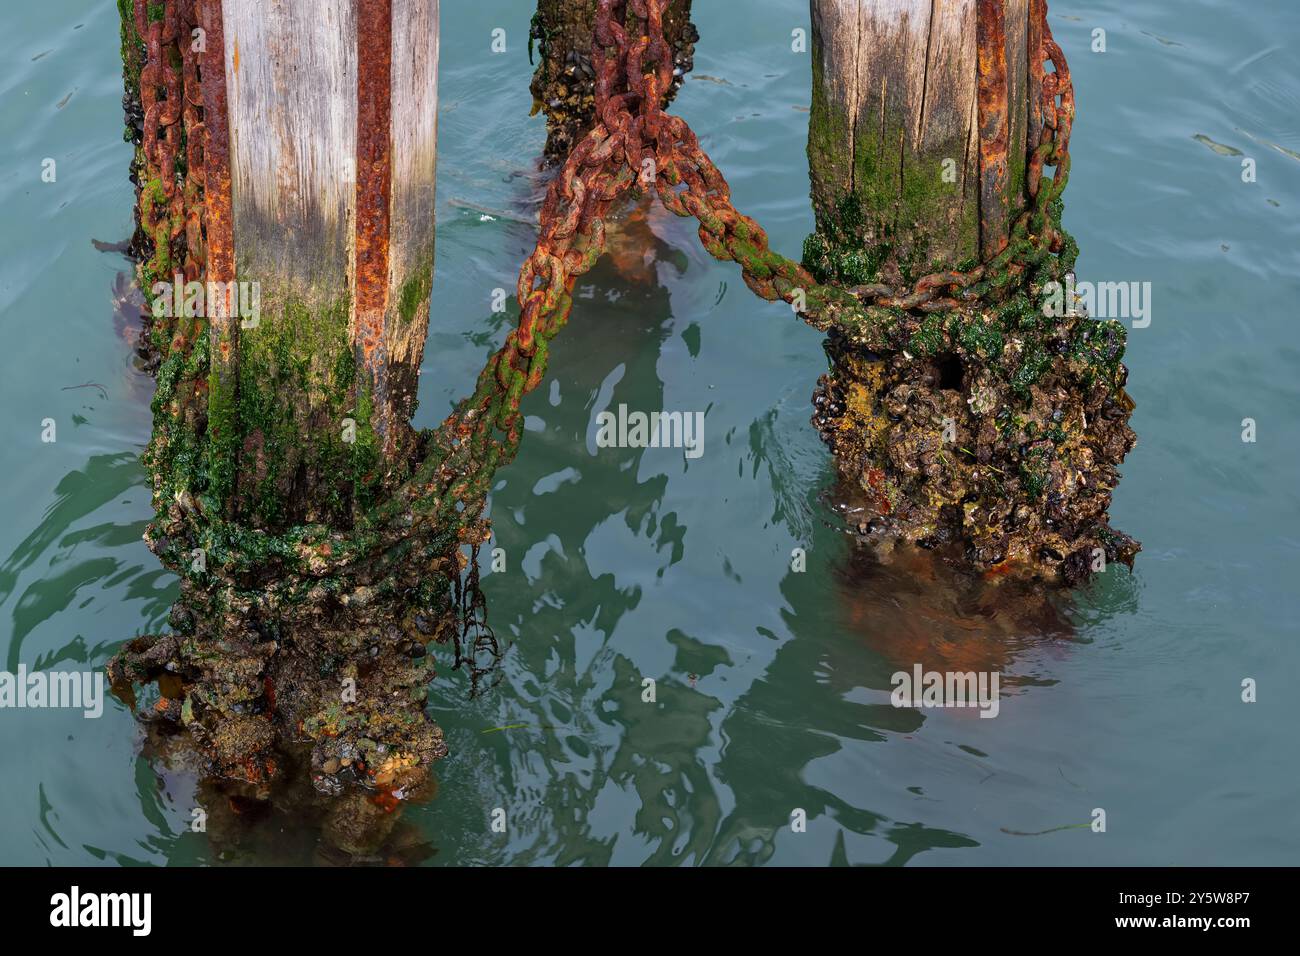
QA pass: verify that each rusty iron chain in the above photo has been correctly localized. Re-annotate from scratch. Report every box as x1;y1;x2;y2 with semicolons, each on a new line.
422;0;1075;502
134;0;208;331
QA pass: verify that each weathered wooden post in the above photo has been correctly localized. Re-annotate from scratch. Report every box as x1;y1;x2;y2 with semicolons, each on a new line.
805;0;1037;284
804;0;1138;584
206;0;438;519
112;0;456;840
529;0;697;163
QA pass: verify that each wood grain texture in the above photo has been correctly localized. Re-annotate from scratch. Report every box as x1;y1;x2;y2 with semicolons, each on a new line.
809;0;1033;276
223;0;358;304
385;0;439;431
809;0;978;276
389;0;438;318
915;0;979;266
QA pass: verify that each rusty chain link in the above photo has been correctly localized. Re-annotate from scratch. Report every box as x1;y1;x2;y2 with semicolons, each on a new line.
133;0;208;328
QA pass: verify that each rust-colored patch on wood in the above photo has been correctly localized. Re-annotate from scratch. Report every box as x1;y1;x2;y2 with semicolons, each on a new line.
976;0;1010;259
200;0;237;477
355;0;394;451
1026;0;1046;171
200;0;235;301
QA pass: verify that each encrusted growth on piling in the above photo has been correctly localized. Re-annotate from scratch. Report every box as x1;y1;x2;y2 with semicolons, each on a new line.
812;267;1139;585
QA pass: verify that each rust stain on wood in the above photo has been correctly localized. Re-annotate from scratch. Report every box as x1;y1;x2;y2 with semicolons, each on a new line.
976;0;1010;259
1027;0;1046;172
1004;0;1028;217
355;0;394;449
201;0;235;294
201;0;237;376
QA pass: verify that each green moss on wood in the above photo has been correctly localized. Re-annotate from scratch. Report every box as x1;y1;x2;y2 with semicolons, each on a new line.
219;293;383;529
395;253;434;329
806;47;980;284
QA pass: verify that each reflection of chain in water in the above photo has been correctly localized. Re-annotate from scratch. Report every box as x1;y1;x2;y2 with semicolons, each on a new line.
451;544;503;698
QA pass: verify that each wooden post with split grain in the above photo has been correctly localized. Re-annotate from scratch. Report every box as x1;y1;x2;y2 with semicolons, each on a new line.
804;0;1036;285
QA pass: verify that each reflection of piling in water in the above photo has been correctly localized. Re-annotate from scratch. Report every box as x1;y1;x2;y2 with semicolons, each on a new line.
805;0;1139;585
830;524;1075;678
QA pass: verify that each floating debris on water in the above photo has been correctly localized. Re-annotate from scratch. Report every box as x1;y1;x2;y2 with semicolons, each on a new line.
1193;134;1243;157
1141;30;1184;47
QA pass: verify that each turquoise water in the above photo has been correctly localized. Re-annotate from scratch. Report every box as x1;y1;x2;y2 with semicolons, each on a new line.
1;0;1297;865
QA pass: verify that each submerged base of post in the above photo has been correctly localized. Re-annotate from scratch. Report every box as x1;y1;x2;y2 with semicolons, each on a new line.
108;534;466;796
811;281;1139;586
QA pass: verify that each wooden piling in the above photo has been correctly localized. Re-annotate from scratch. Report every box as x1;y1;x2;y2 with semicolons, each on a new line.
805;0;1034;285
805;0;1140;585
114;0;451;816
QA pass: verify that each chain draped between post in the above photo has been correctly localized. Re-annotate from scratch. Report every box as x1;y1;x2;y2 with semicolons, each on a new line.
413;0;1076;533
